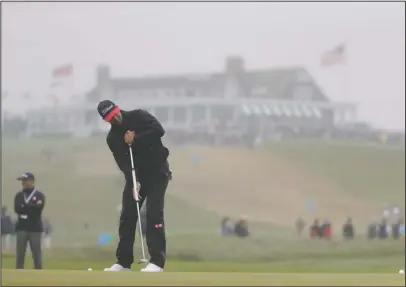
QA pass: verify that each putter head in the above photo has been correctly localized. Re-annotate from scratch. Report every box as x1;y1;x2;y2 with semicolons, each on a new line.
138;259;149;264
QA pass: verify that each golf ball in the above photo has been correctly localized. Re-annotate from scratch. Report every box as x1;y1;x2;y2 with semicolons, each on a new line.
88;268;93;271
399;269;404;274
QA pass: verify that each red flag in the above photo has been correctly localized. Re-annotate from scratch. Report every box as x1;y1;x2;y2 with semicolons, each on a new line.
52;64;73;77
320;44;346;67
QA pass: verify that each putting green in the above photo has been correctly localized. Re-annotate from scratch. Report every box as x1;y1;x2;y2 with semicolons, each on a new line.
2;254;404;273
2;269;404;286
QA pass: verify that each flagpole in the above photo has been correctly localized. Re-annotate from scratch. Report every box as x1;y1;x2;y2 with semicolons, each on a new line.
344;40;350;99
70;62;75;100
70;72;75;100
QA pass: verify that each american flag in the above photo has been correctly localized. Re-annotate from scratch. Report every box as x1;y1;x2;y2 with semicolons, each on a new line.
49;64;74;105
320;44;346;67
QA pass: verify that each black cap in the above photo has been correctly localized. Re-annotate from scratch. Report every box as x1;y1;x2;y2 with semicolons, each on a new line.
97;100;120;121
17;172;35;181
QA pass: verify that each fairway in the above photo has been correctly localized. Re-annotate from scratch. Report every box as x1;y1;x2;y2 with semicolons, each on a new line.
2;269;404;286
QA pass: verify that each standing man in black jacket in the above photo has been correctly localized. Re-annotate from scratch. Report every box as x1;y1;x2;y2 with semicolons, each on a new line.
98;100;170;273
14;172;45;269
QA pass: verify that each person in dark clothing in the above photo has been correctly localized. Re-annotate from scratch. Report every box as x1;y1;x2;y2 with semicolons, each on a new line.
320;218;332;239
367;222;377;239
310;218;321;239
98;100;171;273
391;219;403;239
342;217;355;240
1;206;14;250
234;216;249;238
378;219;389;239
14;172;45;269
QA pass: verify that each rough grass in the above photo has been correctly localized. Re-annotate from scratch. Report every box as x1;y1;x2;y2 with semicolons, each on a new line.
266;140;405;204
169;142;404;227
1;137;222;245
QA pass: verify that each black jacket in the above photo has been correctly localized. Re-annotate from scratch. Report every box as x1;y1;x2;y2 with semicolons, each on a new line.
234;220;249;238
107;109;169;181
14;188;45;232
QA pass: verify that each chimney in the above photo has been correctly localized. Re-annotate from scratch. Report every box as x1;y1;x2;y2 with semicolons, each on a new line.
223;56;245;99
224;56;245;76
94;65;114;102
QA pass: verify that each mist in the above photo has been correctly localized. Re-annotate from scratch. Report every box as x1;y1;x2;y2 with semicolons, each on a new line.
2;2;405;129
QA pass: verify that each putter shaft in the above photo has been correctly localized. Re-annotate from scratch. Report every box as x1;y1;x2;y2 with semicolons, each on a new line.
128;145;148;262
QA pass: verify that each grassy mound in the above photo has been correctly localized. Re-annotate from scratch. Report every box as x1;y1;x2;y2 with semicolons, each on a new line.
1;138;404;262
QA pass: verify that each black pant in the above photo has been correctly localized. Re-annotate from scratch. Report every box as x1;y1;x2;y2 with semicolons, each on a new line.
116;171;169;269
16;231;42;269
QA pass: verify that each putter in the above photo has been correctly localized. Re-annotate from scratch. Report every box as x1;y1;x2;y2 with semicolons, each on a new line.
128;144;149;264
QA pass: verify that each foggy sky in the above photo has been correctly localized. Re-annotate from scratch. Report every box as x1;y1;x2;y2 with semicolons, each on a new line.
2;2;405;129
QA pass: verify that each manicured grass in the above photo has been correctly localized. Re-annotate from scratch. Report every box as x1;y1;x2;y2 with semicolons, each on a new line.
2;269;404;286
2;237;404;263
2;252;404;273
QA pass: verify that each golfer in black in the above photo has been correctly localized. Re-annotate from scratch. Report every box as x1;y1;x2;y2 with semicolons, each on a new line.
98;100;170;273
